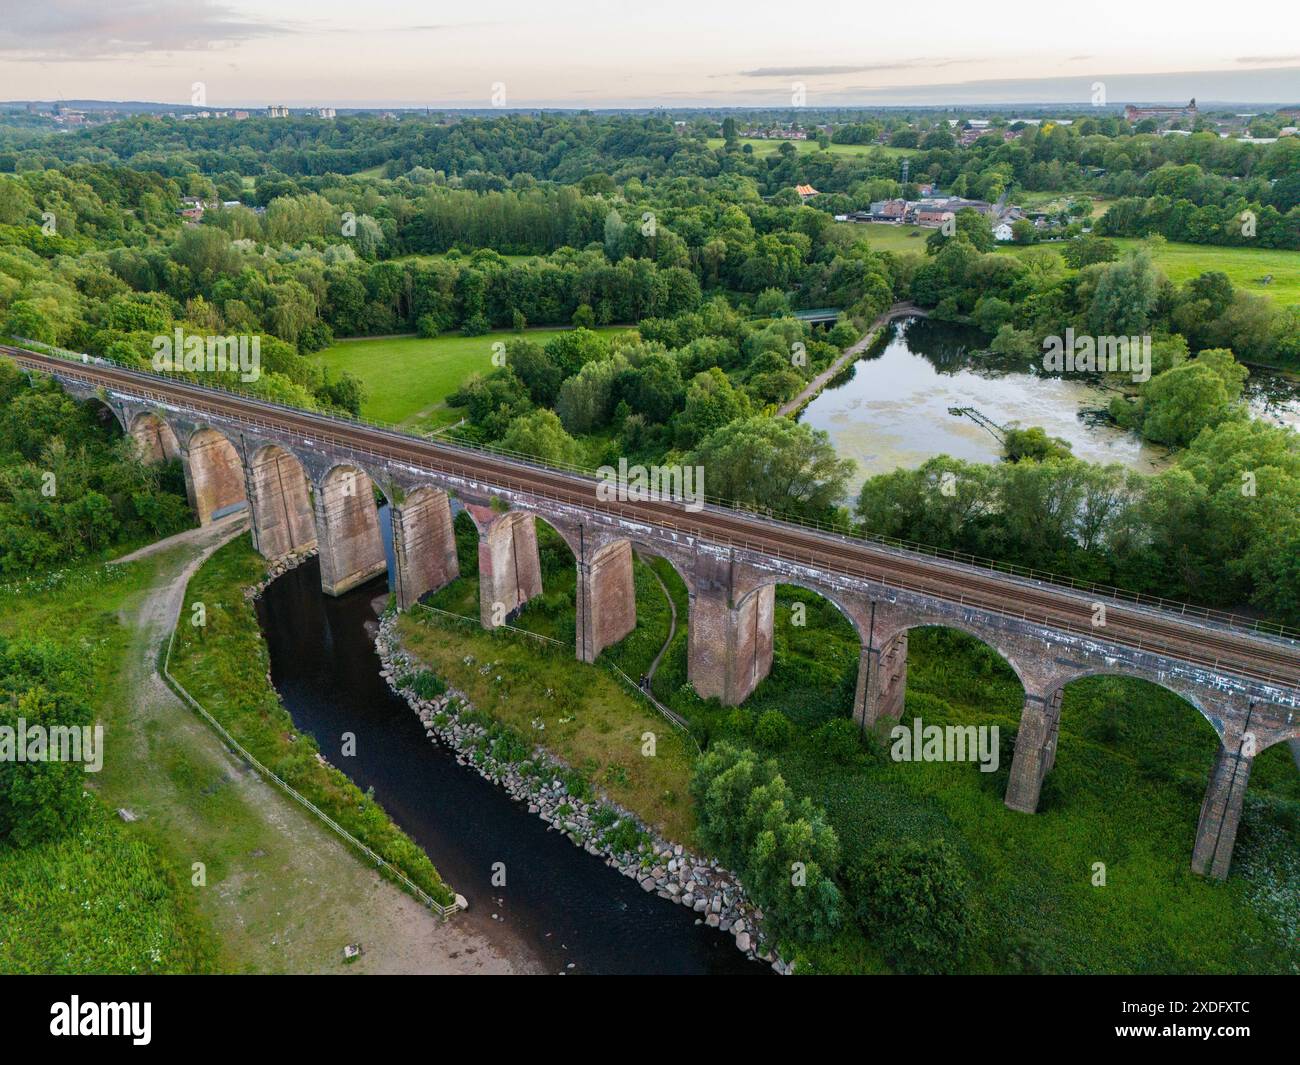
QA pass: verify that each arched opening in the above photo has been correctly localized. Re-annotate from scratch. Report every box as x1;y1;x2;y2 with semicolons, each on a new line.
314;463;387;595
595;544;692;692
421;507;483;617
184;427;246;525
862;624;1027;804
129;412;180;465
418;507;576;642
899;625;1026;723
82;397;126;438
741;582;864;731
247;444;315;559
1045;673;1300;885
510;514;577;645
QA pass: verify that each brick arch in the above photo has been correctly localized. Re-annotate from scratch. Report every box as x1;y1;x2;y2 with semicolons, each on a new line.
724;578;873;723
873;617;1034;695
82;395;128;436
1044;667;1225;741
128;410;180;465
318;460;395;508
734;578;869;645
627;540;693;598
183;426;247;525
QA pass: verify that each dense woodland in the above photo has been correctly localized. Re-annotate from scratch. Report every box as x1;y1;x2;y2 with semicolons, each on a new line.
0;112;1297;623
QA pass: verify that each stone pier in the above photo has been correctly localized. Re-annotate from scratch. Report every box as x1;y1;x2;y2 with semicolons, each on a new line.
856;630;909;728
245;445;316;559
476;510;543;628
689;584;775;705
1191;739;1254;879
576;539;637;663
391;487;459;610
314;465;387;596
1005;688;1064;813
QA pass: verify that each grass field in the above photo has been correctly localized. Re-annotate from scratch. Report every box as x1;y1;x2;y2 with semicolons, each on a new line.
0;560;216;974
1110;238;1300;305
706;137;918;158
314;325;627;431
400;514;698;842
840;222;1300;305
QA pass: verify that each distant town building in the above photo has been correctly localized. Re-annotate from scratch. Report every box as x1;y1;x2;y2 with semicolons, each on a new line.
1125;99;1197;123
316;107;336;119
915;206;955;227
862;195;993;225
267;105;290;118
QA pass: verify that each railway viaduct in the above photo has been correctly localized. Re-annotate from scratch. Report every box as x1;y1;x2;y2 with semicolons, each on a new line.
10;346;1300;881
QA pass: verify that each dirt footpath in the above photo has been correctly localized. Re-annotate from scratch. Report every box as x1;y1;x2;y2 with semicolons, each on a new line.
105;517;541;974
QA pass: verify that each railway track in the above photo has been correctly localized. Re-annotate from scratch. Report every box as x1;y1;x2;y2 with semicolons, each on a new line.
7;344;1298;694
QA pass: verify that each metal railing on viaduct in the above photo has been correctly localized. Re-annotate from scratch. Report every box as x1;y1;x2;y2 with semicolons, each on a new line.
6;341;1298;881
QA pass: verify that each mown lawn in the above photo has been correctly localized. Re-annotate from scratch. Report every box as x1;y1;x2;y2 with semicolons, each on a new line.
313;326;626;431
840;222;1300;305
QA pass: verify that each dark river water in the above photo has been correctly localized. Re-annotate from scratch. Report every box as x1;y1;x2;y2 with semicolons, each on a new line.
254;543;762;975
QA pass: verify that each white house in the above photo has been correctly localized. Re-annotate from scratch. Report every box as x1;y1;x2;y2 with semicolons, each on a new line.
994;221;1015;242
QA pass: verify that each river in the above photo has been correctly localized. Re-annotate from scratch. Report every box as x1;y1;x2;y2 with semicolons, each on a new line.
254;549;764;975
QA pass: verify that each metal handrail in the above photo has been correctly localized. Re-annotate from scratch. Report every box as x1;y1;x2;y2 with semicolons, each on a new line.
8;337;1300;653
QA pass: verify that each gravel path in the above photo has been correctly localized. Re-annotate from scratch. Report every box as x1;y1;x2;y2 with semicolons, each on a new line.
108;518;540;973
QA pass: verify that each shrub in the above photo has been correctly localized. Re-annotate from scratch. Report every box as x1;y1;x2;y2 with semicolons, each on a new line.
845;838;978;974
754;709;794;750
811;718;861;764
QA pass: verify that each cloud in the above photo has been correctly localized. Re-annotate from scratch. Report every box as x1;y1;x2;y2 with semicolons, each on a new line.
1235;55;1300;65
737;59;960;78
0;1;288;60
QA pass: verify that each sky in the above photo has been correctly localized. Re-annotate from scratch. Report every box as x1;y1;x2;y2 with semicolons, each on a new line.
1;0;1299;108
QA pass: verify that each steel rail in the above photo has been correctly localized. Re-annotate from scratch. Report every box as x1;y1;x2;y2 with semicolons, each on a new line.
7;344;1298;695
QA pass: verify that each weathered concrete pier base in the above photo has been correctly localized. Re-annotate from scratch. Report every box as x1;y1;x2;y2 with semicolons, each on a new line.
391;487;459;610
576;539;637;663
314;465;387;596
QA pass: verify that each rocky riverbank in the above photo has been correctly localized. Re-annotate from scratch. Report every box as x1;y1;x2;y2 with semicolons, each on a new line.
244;545;319;601
375;612;791;975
